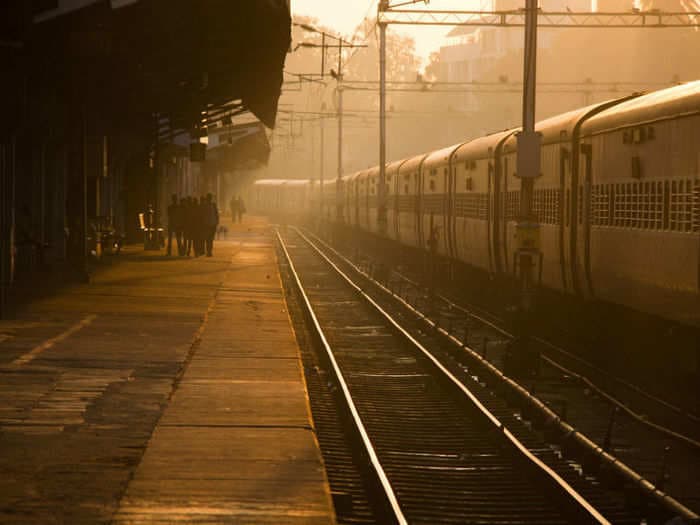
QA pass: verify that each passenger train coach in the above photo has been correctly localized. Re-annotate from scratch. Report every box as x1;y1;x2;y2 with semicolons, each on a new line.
250;82;700;327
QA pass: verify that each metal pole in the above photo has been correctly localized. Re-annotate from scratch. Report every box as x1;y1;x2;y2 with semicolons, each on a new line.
320;104;325;224
337;39;343;221
337;80;343;220
378;20;388;234
515;0;541;347
82;109;89;279
321;33;326;77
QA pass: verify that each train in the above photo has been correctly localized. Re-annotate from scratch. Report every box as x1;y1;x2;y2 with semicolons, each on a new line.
249;81;700;327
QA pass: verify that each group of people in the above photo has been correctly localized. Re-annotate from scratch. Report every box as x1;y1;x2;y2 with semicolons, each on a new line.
167;193;219;257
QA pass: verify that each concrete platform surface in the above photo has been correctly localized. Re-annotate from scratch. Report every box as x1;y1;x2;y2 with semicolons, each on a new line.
0;217;336;524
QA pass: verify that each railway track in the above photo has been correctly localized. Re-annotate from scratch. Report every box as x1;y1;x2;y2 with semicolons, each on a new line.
334;234;700;516
277;226;652;524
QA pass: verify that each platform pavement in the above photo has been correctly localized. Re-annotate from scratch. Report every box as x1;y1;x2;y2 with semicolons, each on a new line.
0;216;336;524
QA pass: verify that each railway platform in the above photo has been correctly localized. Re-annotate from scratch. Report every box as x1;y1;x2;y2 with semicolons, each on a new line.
0;216;336;524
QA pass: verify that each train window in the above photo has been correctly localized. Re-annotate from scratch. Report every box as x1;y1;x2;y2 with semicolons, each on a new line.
444;167;448;175
533;188;560;225
465;177;473;191
429;180;436;192
670;179;694;232
591;185;606;226
404;184;409;194
602;181;668;231
504;191;520;221
454;192;488;219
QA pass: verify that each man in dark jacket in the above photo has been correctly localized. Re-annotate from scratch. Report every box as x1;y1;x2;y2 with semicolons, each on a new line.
204;193;219;257
184;197;194;257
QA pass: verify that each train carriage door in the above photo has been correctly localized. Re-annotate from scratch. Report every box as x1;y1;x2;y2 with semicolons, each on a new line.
500;154;510;274
442;165;450;256
579;142;595;298
487;161;496;275
394;166;401;240
559;145;573;293
415;170;423;249
451;163;458;260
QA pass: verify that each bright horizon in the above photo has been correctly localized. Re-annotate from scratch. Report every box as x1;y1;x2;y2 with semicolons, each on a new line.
290;0;484;65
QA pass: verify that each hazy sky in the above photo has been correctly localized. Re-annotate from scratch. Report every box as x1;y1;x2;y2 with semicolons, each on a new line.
290;0;476;64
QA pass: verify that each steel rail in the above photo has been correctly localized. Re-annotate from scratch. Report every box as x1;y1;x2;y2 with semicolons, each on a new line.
275;229;408;525
366;251;700;447
534;335;700;425
302;227;700;522
293;227;611;525
541;354;700;450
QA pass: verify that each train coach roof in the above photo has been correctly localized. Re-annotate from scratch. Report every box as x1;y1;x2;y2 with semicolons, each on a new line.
582;81;700;135
348;169;367;182
367;165;381;178
399;153;429;173
424;143;464;167
454;130;516;161
386;159;407;175
253;178;309;186
253;179;286;186
502;96;637;149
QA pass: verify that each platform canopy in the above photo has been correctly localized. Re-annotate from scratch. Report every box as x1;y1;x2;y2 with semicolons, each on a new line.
1;0;291;138
207;121;272;170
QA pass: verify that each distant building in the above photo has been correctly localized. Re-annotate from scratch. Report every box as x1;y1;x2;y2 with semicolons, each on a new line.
435;0;698;131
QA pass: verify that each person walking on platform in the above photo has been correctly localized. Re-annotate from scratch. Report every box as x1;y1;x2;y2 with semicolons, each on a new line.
237;196;246;224
204;193;219;257
229;195;239;223
231;196;246;224
184;197;194;257
195;196;208;257
166;194;181;256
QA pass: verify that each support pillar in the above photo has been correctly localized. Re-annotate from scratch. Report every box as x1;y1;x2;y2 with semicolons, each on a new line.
510;0;541;376
0;138;16;318
378;20;388;235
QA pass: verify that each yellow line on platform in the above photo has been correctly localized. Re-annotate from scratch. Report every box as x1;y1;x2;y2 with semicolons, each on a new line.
10;315;97;367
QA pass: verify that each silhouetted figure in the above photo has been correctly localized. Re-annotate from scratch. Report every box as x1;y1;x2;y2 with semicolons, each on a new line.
195;196;207;256
204;193;219;257
229;196;239;222
184;197;195;256
236;196;246;224
166;194;182;256
177;197;187;255
16;204;45;267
